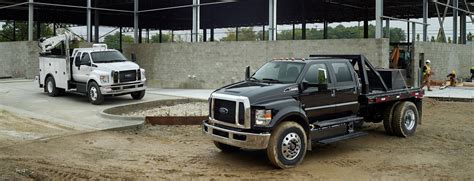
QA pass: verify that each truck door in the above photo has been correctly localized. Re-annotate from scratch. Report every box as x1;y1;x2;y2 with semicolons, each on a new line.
73;52;92;83
300;63;336;122
329;61;359;117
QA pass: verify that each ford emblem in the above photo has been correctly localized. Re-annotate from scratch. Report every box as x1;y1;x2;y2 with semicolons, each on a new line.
218;107;229;114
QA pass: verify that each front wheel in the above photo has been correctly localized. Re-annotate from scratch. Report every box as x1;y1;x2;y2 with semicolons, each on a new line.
131;90;145;100
266;121;307;169
392;102;419;137
88;82;104;105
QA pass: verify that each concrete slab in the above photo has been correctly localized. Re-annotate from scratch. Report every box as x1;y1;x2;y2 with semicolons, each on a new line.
0;80;179;131
147;88;213;100
424;86;474;101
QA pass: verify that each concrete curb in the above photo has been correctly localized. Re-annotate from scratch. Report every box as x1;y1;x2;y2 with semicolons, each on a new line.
98;110;145;122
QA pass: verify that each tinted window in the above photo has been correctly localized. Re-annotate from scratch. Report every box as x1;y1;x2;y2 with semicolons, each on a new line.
331;62;353;82
91;51;127;63
81;53;91;64
304;64;331;84
252;61;305;83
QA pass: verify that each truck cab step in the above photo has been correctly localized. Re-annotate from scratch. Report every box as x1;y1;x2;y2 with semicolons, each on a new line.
313;115;363;128
317;132;368;144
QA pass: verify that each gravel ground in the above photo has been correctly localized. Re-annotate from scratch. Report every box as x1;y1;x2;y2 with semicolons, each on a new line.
123;102;208;117
0;100;472;180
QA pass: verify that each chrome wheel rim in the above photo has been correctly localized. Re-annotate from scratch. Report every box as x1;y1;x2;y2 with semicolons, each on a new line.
281;132;302;160
90;87;98;101
404;109;416;130
47;80;53;93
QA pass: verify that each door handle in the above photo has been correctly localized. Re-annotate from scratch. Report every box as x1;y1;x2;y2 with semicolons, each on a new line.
331;89;336;97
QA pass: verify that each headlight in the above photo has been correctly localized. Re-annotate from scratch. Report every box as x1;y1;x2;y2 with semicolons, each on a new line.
255;109;272;126
140;69;146;80
100;75;109;84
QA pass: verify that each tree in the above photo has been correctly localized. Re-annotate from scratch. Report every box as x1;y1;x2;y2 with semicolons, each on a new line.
221;27;259;41
448;37;452;43
0;21;54;41
431;36;436;42
467;32;473;41
416;34;420;42
103;32;134;50
150;33;172;43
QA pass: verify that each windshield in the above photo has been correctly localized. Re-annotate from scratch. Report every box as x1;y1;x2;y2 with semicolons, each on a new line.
251;61;305;83
91;51;128;63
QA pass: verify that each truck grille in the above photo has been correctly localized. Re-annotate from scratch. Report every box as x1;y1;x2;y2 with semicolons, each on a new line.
119;70;137;83
213;99;236;124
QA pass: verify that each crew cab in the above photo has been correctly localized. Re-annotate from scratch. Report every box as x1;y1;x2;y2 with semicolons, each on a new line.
36;33;146;105
202;55;423;168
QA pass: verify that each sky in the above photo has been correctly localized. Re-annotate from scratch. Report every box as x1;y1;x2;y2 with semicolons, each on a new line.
1;16;472;42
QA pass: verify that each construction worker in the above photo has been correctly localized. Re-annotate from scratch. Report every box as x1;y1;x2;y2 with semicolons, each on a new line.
421;60;433;91
441;70;457;89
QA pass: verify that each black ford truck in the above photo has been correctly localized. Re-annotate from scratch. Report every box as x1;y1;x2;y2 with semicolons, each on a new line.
202;55;423;168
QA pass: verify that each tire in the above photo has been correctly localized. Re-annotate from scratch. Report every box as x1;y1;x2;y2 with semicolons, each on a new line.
131;90;146;100
383;102;400;135
354;120;364;129
44;76;59;97
88;81;104;105
267;121;307;169
392;101;419;137
214;141;240;152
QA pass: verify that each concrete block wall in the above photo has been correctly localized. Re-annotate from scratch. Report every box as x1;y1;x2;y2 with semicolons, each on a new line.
124;39;390;89
414;42;474;82
0;41;40;79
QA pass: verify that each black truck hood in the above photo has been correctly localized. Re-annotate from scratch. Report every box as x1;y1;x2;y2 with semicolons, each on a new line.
214;81;299;104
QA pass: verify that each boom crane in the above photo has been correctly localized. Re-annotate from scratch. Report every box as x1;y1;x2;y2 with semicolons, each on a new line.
38;32;73;54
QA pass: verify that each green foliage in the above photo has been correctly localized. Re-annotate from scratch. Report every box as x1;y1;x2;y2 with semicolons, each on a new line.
431;36;436;42
221;25;406;42
220;27;260;41
150;33;172;43
0;21;54;41
467;32;473;41
103;32;134;50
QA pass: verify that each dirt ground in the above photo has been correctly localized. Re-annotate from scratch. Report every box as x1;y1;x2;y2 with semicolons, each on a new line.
0;100;473;180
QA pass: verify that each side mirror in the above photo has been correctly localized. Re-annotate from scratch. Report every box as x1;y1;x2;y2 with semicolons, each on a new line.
131;53;137;62
245;66;251;80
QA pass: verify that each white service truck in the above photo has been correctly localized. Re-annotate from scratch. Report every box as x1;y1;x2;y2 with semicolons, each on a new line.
36;33;147;105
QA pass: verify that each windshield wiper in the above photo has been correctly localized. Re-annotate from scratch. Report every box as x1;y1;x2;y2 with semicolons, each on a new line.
249;77;260;82
262;78;283;83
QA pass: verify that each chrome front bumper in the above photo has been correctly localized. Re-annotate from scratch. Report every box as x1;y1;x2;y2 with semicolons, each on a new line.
202;120;270;150
100;82;146;95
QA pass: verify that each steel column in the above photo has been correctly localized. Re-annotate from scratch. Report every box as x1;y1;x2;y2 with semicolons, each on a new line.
262;26;266;40
323;21;328;39
36;21;41;39
192;0;200;42
139;29;142;43
292;24;295;40
210;28;214;42
412;22;416;44
423;0;428;42
203;29;207;42
385;19;390;38
87;0;92;42
159;29;163;43
453;0;458;43
134;0;139;44
268;0;277;41
460;12;467;44
28;0;33;41
375;0;383;39
94;0;100;43
119;27;122;50
236;27;239;41
302;23;306;40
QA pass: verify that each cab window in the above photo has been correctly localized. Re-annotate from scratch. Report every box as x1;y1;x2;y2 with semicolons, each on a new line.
331;62;353;83
304;64;331;84
81;53;91;65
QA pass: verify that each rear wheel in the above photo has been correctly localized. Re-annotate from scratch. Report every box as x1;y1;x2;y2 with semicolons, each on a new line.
131;90;146;100
383;102;400;135
214;141;240;152
267;121;307;169
392;102;419;137
45;76;59;97
88;82;104;105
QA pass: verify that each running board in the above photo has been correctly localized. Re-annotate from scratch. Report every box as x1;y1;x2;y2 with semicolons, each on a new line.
314;116;363;128
318;132;368;144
